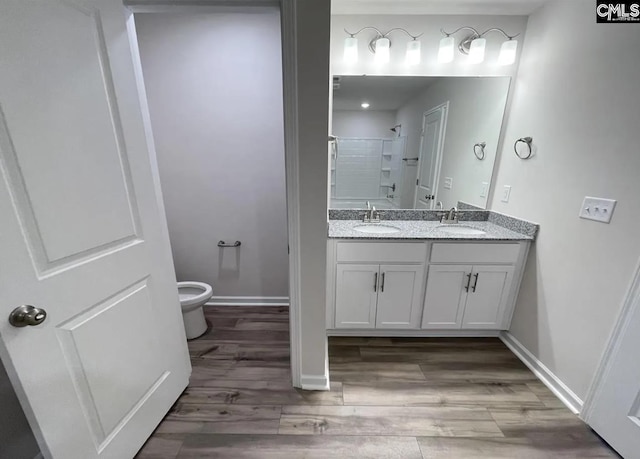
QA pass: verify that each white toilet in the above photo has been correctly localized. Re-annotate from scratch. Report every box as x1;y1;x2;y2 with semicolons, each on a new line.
177;281;213;339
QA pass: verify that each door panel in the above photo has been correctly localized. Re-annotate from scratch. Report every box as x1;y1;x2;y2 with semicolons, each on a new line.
421;265;470;329
462;266;514;329
0;1;190;458
414;105;446;209
335;264;378;328
0;0;140;265
587;276;640;458
376;264;425;329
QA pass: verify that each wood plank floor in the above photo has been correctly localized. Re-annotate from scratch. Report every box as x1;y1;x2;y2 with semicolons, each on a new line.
136;306;618;458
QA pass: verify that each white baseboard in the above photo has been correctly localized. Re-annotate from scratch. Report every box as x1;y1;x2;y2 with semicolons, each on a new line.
327;329;500;337
500;331;583;414
300;373;330;391
206;296;289;307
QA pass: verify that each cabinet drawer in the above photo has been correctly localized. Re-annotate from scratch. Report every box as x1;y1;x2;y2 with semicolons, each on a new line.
336;242;427;263
430;243;520;264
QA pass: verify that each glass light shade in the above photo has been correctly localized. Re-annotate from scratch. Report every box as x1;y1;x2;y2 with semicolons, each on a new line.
405;40;421;65
374;37;390;64
344;36;358;63
468;37;486;64
498;39;518;65
438;36;455;63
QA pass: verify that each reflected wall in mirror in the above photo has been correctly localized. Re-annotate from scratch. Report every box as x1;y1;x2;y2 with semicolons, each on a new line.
330;75;510;210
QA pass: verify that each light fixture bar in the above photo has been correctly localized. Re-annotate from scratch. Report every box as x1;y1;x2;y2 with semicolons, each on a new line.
439;27;520;64
343;27;423;65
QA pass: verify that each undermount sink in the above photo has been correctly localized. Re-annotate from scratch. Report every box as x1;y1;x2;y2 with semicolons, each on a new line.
437;225;486;236
353;224;402;234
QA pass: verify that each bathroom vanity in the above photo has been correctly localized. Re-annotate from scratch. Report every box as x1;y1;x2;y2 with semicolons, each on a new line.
326;215;536;336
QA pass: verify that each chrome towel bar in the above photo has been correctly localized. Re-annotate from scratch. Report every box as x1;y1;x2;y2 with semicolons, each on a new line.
218;240;241;248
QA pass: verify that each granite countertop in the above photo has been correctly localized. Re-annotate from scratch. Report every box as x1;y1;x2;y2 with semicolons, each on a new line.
328;220;533;241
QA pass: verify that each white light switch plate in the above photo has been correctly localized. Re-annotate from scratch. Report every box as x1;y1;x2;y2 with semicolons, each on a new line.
579;196;617;223
443;177;453;190
480;182;489;198
501;185;511;203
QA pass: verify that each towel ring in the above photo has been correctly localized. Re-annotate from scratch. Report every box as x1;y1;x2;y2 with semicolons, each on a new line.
514;137;533;159
473;142;486;160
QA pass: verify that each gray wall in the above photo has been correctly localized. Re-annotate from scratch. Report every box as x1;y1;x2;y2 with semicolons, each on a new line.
491;0;640;400
0;360;39;459
332;110;397;138
135;11;289;298
296;0;331;383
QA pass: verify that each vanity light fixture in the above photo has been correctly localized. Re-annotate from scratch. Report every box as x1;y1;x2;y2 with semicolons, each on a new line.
343;27;423;65
361;102;370;109
343;36;358;64
439;27;519;65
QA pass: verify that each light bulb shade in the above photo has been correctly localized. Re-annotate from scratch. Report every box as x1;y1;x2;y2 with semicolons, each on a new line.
468;37;486;64
438;36;455;63
344;36;358;63
374;37;390;64
498;39;518;66
405;40;421;65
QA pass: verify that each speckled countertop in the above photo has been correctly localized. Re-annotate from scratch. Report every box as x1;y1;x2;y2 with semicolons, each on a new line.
328;220;533;241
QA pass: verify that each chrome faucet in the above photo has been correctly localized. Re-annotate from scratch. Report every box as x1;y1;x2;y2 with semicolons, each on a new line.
363;204;380;223
441;206;459;224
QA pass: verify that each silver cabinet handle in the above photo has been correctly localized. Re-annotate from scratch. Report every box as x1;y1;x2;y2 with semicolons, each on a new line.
471;273;479;292
465;273;472;292
380;272;385;292
374;272;378;292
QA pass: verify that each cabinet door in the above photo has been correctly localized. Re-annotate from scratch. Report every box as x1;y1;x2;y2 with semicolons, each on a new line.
376;264;425;329
462;265;515;329
335;264;379;328
421;265;471;329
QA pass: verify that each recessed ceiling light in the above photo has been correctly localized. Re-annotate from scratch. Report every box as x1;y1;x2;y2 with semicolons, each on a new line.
361;102;370;109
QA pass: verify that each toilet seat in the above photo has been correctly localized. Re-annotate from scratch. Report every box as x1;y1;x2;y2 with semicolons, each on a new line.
177;281;213;308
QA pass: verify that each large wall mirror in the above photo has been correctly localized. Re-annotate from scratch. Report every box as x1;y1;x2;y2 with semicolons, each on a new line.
330;75;511;210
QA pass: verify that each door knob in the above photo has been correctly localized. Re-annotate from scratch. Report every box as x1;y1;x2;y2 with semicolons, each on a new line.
9;305;47;327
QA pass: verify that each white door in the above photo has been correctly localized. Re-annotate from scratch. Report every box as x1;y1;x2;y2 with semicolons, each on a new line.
462;266;514;329
586;272;640;458
0;1;191;458
335;264;378;328
414;104;447;209
421;265;470;329
376;264;425;329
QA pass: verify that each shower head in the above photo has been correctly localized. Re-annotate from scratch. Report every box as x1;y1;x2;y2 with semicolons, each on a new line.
390;124;402;134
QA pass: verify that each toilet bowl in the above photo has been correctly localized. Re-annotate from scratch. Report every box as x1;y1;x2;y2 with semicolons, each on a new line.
177;281;213;339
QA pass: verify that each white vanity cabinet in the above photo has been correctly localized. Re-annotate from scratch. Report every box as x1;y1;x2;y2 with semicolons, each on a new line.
422;243;523;330
421;264;514;329
327;239;530;334
331;242;427;329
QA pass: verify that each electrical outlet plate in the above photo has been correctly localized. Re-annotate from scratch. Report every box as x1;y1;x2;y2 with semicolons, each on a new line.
443;177;453;190
579;196;617;223
501;185;511;203
480;182;489;198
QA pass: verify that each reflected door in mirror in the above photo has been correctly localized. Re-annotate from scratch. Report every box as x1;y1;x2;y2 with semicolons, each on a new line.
415;104;447;209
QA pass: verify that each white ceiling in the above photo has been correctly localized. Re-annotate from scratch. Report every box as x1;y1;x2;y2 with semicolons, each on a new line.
332;0;550;16
333;76;438;111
